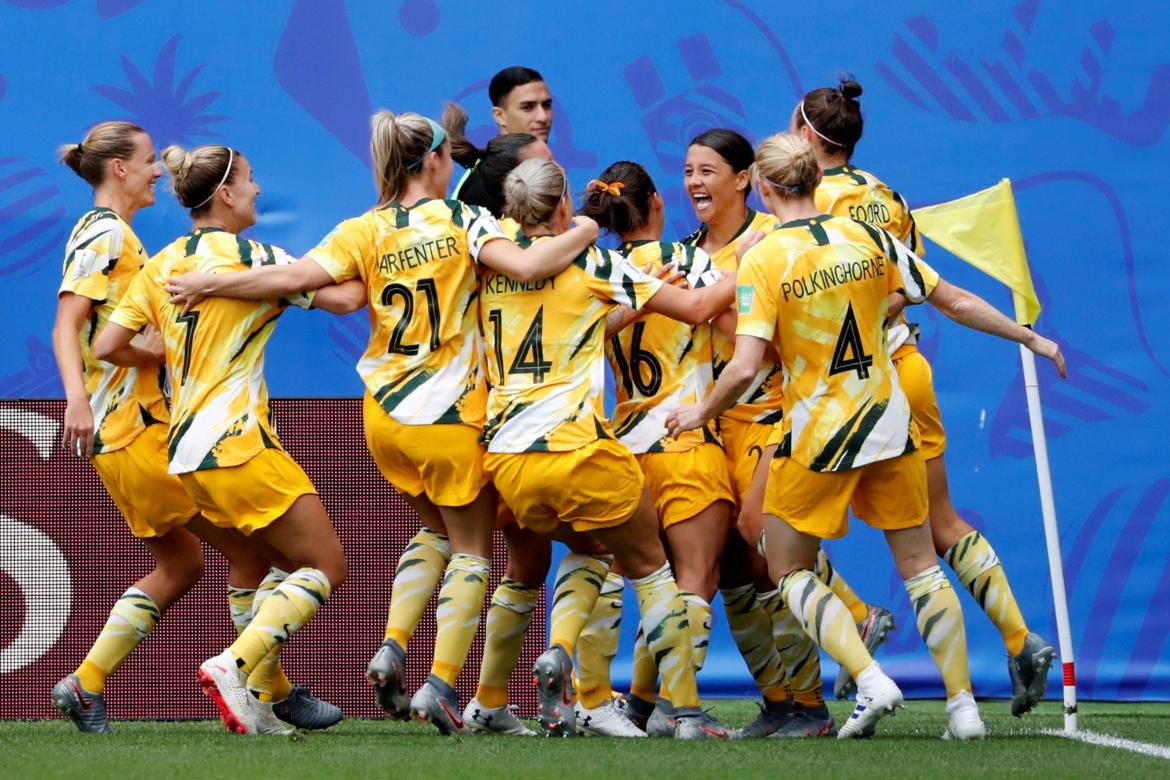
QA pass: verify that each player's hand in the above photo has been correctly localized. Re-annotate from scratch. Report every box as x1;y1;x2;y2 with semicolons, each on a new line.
164;272;213;311
62;396;94;458
1028;333;1067;378
136;326;166;364
886;292;910;324
648;262;686;288
666;404;705;439
570;215;600;241
734;230;765;264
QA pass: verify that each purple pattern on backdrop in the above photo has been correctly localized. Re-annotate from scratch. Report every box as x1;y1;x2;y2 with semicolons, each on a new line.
399;0;439;36
96;0;144;17
0;338;62;397
0;73;6;101
0;157;68;279
876;3;1170;146
91;35;229;147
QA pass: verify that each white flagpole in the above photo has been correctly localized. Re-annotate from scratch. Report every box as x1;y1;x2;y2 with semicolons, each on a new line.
1019;343;1078;733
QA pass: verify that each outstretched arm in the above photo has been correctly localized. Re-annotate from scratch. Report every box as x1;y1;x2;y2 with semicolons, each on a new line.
165;257;337;309
92;322;160;369
928;279;1066;377
643;273;736;326
311;280;368;315
666;335;766;437
478;217;600;282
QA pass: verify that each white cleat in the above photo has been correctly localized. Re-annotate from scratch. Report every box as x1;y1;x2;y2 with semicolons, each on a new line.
836;663;904;739
462;699;537;736
575;700;647;737
943;690;988;741
250;698;294;736
197;649;257;735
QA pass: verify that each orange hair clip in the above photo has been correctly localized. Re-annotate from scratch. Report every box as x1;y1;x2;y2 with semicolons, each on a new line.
587;179;624;196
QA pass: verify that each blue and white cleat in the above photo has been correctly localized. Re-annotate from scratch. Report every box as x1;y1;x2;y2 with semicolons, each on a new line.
835;606;896;699
272;685;343;730
836;663;903;739
943;690;988;740
52;674;112;734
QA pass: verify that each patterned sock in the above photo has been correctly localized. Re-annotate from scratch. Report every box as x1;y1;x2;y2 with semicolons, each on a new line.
226;585;256;634
246;568;293;702
657;591;712;700
719;584;791;703
229;568;331;675
816;550;870;624
778;570;872;680
628;623;658;704
475;577;539;709
906;565;972;698
761;588;825;708
384;528;451;650
576;571;624;709
430;553;490;686
632;564;698;710
548;553;611;657
945;531;1029;656
75;587;160;693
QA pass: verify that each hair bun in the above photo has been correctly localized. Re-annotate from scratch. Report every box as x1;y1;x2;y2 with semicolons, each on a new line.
839;79;863;100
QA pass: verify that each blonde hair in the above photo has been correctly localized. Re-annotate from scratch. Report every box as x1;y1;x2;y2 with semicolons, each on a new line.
754;132;819;198
503;158;565;227
59;121;146;187
370;110;442;206
161;144;237;214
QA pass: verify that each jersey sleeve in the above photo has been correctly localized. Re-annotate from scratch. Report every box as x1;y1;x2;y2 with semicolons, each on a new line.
677;245;723;289
734;246;780;342
463;203;511;262
882;229;939;303
579;247;664;310
59;217;124;301
890;190;926;259
306;216;368;284
107;265;157;333
254;241;316;310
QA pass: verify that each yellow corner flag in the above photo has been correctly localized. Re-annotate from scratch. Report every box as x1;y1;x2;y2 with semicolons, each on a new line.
911;178;1041;326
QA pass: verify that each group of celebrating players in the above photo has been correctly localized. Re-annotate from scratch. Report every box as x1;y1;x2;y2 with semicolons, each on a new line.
49;65;1066;742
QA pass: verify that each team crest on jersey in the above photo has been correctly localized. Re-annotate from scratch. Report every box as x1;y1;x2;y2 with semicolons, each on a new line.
737;285;754;314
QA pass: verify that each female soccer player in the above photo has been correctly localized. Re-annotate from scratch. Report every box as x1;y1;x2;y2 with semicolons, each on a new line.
161;109;599;735
793;80;1055;713
479;157;737;739
574;161;734;734
668;132;1065;739
93;142;361;735
446;105;550;216
50;122;295;734
680;129;831;738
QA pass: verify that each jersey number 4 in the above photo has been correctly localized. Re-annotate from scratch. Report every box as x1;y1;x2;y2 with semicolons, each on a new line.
487;306;552;383
829;303;873;380
382;279;441;355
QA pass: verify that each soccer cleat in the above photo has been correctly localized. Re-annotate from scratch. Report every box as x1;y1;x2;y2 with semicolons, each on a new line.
198;649;256;735
730;698;795;739
619;693;653;731
51;674;112;734
1008;632;1056;717
532;646;576;737
834;606;897;699
272;685;344;730
770;703;837;738
463;699;537;736
410;675;466;735
250;698;294;736
575;699;647;737
645;698;677;738
366;639;411;719
673;708;730;740
836;664;903;739
943;690;988;741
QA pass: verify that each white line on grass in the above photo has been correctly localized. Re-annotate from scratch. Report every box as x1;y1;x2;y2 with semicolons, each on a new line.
1043;728;1170;761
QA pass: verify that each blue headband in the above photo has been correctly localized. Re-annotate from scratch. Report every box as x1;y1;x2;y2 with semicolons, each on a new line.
407;118;446;172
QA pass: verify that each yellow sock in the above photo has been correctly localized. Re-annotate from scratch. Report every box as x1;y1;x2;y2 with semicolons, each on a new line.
761;588;825;708
719;584;791;702
657;591;712;701
475;577;538;708
816;550;870;624
76;587;159;693
906;565;972;698
632;564;697;710
430;553;490;686
230;568;331;674
576;571;624;709
242;568;293;701
549;553;610;657
778;570;872;680
385;528;450;649
945;531;1029;656
628;624;658;703
226;585;256;634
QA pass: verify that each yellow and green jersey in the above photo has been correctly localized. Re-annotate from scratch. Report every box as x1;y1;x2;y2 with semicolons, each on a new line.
59;208;168;454
606;240;722;453
479;238;663;453
308;198;509;427
816;165;925;354
109;228;313;473
682;209;784;424
735;215;939;472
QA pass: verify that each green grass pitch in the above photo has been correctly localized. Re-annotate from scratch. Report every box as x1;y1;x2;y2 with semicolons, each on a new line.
4;700;1168;778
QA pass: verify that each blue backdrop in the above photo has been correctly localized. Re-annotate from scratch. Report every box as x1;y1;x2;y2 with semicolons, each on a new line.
1;0;1167;700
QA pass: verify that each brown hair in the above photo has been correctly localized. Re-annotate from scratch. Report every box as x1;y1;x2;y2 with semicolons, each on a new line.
754;133;820;198
59;121;147;187
794;79;864;157
161;144;238;215
369;110;443;206
503;158;565;227
580;161;656;236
